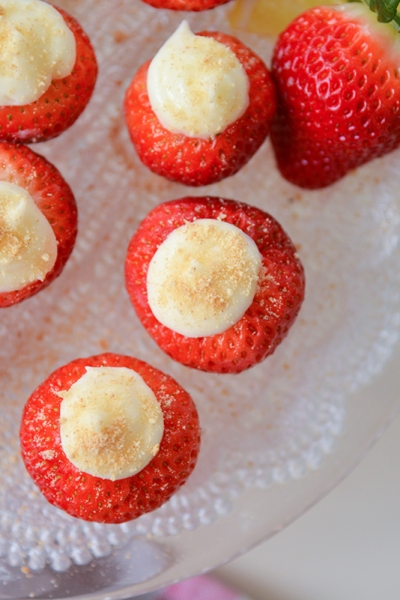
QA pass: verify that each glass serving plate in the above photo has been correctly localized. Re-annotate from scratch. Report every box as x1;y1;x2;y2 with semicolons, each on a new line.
1;1;400;598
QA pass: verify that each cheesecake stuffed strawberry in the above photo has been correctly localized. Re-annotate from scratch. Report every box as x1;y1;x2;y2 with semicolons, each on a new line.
141;0;231;10
0;0;97;143
20;353;201;524
125;197;305;374
0;142;77;308
124;21;276;186
271;0;400;189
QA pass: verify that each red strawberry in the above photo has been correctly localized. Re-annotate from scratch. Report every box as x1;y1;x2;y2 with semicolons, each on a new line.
20;353;201;524
270;3;400;189
141;0;230;10
0;4;97;144
0;142;77;308
125;197;305;374
124;30;276;186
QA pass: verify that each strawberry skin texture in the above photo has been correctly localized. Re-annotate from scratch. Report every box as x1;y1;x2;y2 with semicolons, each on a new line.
0;142;77;308
0;6;98;144
124;32;276;186
271;4;400;189
141;0;230;10
20;353;201;524
125;197;305;374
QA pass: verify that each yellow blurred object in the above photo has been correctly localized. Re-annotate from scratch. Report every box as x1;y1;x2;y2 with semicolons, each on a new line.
228;0;345;37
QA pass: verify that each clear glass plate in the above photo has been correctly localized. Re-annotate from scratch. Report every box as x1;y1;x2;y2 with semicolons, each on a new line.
1;1;400;598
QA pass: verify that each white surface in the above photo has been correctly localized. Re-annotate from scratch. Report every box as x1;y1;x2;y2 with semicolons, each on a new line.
215;409;400;600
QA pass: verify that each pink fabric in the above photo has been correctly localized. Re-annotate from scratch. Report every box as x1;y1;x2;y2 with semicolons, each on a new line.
159;575;247;600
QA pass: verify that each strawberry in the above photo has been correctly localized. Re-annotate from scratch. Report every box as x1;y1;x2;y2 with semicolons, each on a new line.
0;142;77;308
125;197;305;374
141;0;231;10
20;353;201;524
0;4;97;144
124;29;276;187
270;2;400;189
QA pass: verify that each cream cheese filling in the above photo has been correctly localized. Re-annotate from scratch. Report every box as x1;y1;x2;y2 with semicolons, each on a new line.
58;367;164;481
0;0;76;106
0;181;57;293
147;21;249;139
147;218;262;338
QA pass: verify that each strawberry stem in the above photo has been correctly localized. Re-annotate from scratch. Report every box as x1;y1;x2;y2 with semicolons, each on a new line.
362;0;400;29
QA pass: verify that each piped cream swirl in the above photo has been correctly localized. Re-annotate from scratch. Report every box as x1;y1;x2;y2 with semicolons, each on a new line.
58;367;164;481
147;218;262;337
147;21;249;139
0;0;76;105
0;181;57;293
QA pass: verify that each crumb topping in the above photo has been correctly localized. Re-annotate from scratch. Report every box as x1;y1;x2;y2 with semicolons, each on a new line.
58;367;164;481
147;218;262;338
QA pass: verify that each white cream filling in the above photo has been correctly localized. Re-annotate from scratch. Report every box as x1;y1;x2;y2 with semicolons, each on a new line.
0;0;76;106
147;21;249;139
58;367;164;481
0;181;57;293
147;218;262;338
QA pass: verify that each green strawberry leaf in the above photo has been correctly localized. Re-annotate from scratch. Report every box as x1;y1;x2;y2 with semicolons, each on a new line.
370;0;397;21
363;0;400;30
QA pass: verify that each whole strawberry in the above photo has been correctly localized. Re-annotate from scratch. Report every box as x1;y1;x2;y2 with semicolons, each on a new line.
20;353;201;524
271;2;400;189
0;142;77;308
124;24;276;187
125;197;305;374
0;2;98;143
141;0;231;10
